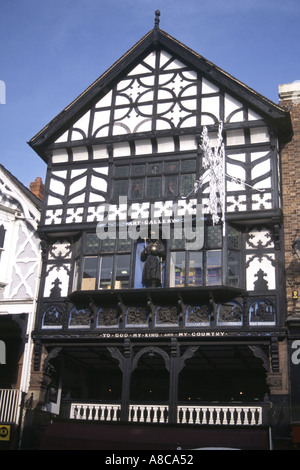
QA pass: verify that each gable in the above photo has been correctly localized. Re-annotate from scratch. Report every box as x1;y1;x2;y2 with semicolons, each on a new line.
0;166;41;228
29;28;291;160
54;48;261;146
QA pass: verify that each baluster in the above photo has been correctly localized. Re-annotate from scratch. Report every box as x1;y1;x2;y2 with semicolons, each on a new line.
99;405;105;421
141;406;146;422
250;407;256;425
82;405;88;420
152;406;158;423
202;407;208;425
236;407;242;425
157;406;163;423
244;407;250;425
193;407;200;424
215;407;221;425
208;407;214;425
229;407;235;425
164;406;169;423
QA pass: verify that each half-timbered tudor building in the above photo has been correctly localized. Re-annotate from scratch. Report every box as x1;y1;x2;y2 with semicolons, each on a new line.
0;166;42;449
26;13;293;449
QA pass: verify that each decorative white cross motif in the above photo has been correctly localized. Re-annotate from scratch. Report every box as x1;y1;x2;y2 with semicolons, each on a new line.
129;202;150;220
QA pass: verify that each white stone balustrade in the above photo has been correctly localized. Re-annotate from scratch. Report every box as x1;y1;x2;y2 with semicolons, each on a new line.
68;402;264;426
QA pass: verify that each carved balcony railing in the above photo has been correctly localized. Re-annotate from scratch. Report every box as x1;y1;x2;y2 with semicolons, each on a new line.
38;290;279;335
63;400;269;427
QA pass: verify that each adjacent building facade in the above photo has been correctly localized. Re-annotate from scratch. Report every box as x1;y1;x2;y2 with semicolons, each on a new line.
24;16;295;449
0;166;42;449
279;81;300;448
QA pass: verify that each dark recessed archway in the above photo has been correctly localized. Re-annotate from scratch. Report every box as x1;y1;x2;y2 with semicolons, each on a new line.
178;344;269;402
130;350;169;402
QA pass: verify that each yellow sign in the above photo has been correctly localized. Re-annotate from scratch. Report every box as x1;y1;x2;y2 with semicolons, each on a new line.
0;425;11;441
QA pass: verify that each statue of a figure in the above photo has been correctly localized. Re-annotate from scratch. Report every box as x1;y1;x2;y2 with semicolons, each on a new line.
141;239;165;287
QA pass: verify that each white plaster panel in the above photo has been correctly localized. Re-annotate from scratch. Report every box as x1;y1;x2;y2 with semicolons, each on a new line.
250;127;270;143
44;265;70;297
72;146;89;161
93;145;109;159
52;149;68;163
226;129;245;146
113;142;131;157
91;175;107;192
48;241;72;260
47;195;63;206
179;135;197;151
251;159;271;181
69;177;87;195
135;140;152;155
246;230;274;249
95;90;113;108
54;131;68;144
248;109;262;121
157;138;175;153
201;96;220;120
202;78;219;93
224;93;243;122
246;255;275;291
73;111;90;137
49;178;65;196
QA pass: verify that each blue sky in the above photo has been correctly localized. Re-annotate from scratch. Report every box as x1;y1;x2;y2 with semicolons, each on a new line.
0;0;300;189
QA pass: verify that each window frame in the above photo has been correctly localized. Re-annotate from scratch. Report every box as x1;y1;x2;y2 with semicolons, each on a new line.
77;224;242;292
111;154;198;202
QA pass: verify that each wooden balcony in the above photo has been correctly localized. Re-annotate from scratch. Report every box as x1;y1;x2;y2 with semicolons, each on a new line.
63;400;269;427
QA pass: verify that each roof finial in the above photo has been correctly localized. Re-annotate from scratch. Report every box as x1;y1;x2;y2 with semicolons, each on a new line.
154;10;160;30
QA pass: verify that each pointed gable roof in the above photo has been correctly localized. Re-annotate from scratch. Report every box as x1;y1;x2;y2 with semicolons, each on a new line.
29;21;292;161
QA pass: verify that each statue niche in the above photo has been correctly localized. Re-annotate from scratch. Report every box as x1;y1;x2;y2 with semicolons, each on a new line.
141;239;165;287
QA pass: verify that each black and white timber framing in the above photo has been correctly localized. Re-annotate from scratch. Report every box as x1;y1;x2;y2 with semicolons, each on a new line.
28;14;293;447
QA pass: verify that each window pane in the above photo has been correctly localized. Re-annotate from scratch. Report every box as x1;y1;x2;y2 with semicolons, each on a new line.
228;251;240;287
148;163;162;175
207;225;222;248
206;250;222;285
188;252;203;286
181;159;196;172
170;251;186;287
171;227;185;250
118;237;131;251
115;254;130;289
228;226;240;249
165;176;177;196
147;177;161;198
131;179;144;199
131;164;145;176
81;257;97;290
85;234;99;254
99;256;113;289
101;238;115;252
115;166;129;177
165;161;179;173
180;174;195;197
114;180;128;198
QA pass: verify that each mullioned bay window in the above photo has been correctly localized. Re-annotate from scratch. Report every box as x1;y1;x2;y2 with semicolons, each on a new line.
77;224;242;292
